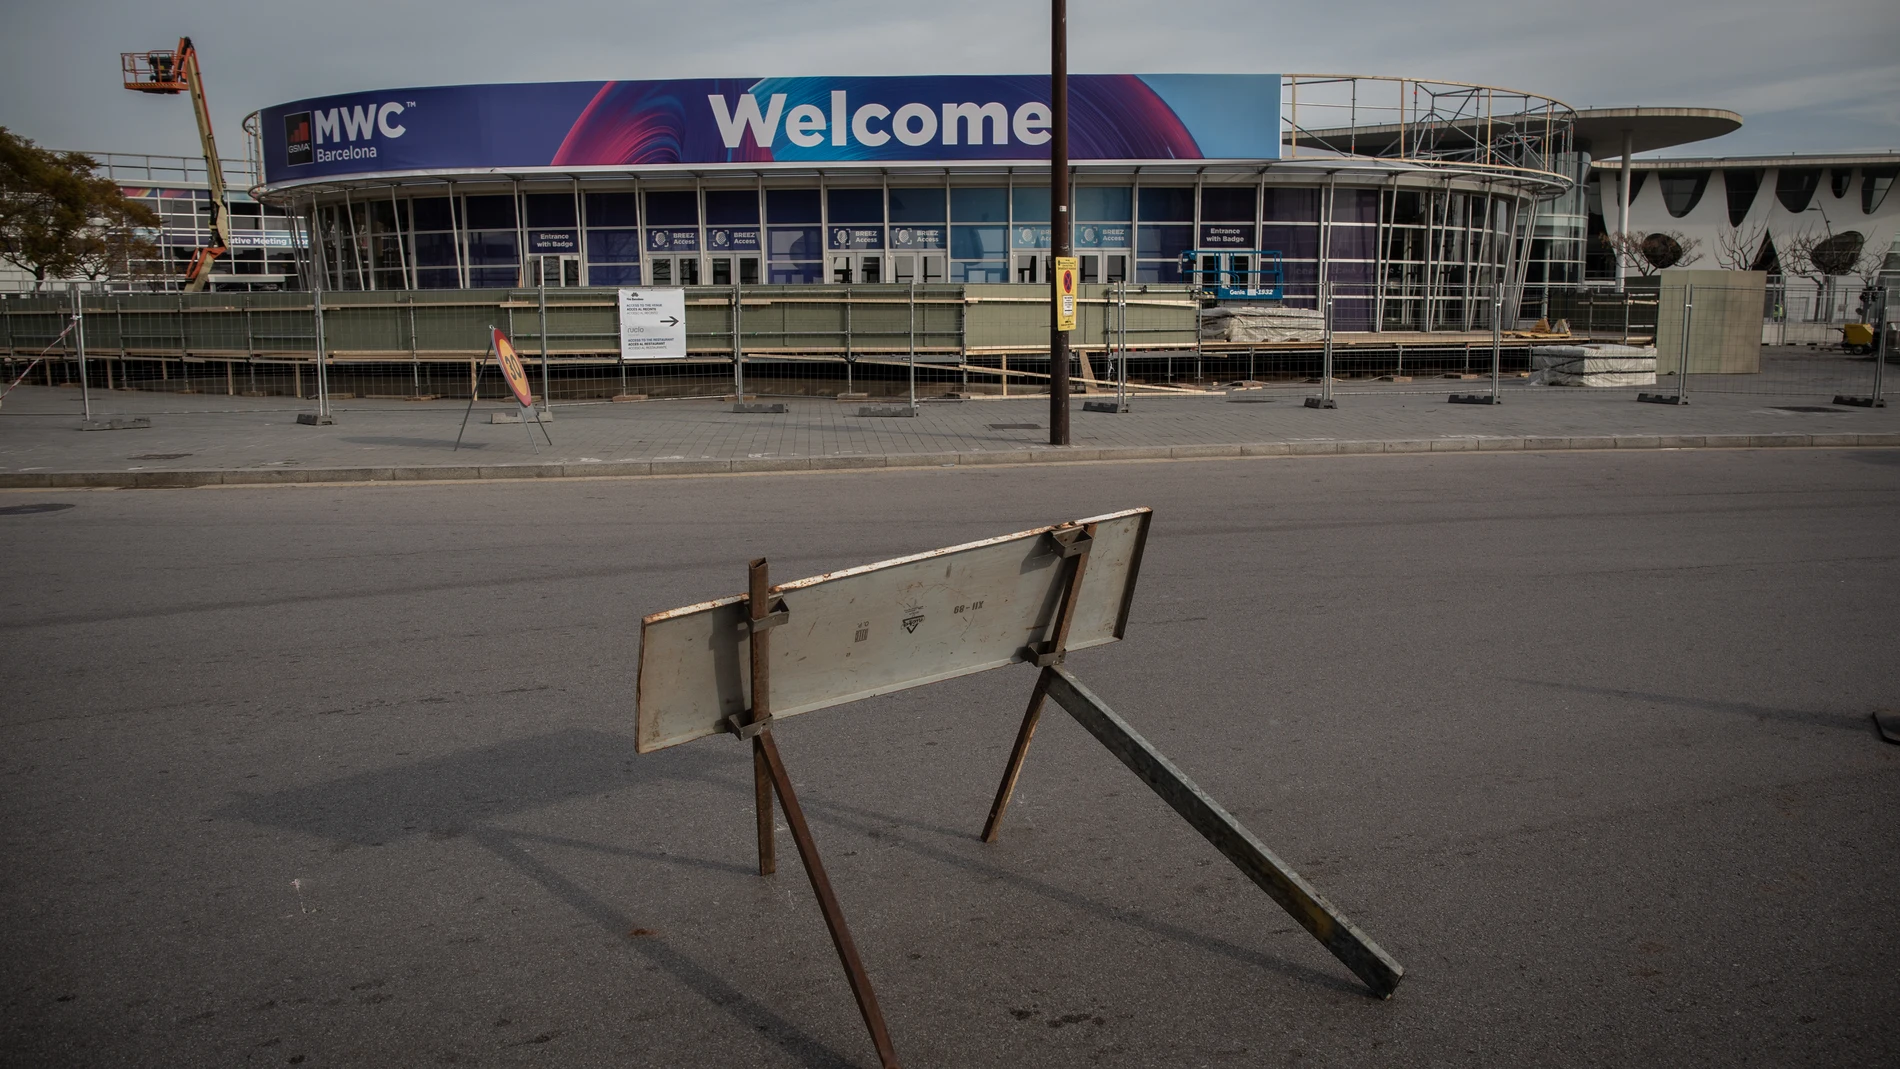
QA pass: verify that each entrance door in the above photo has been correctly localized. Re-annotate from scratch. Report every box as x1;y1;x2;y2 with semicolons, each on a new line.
531;255;581;287
1015;253;1052;285
709;255;761;286
891;253;945;284
1080;252;1129;284
828;252;886;283
648;255;700;286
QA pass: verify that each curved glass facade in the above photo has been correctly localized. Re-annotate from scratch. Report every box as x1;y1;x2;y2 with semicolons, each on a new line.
299;167;1536;331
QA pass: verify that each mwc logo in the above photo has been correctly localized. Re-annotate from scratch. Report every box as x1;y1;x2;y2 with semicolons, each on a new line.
286;101;411;166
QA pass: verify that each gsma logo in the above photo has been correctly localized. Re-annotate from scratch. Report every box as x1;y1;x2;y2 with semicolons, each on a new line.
285;111;312;166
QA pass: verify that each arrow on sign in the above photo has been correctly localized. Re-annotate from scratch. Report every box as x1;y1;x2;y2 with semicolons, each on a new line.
661;316;680;326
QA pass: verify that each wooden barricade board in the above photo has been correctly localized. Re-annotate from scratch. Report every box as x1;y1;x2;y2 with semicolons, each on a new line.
636;507;1150;752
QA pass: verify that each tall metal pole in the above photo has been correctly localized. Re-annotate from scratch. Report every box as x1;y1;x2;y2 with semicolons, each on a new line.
1617;129;1633;291
72;285;91;423
1871;286;1886;405
1675;283;1694;404
313;286;330;419
537;270;552;416
908;275;918;412
1048;0;1071;445
733;284;745;400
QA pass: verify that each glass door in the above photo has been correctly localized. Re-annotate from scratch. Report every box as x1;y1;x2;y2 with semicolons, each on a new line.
892;253;945;284
647;255;700;286
709;256;761;286
533;254;581;287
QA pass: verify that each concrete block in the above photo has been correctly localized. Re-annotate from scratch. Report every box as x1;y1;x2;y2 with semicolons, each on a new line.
1612;436;1663;449
1521;437;1570;451
1856;433;1900;447
1567;437;1615;449
297;468;388;483
575;461;653;478
1748;435;1808;448
1428;438;1477;452
808;456;889;470
885;453;956;469
958;450;1037;465
1240;442;1294;456
1384;439;1431;453
1477;437;1524;451
651;459;734;475
79;417;152;431
1096;446;1171;461
1655;435;1706;449
1702;435;1755;449
1808;433;1859;447
1337;440;1383;454
46;471;131;487
1290;440;1339;455
0;473;52;488
734;457;813;472
390;466;483;481
132;470;216;488
1169;443;1242;459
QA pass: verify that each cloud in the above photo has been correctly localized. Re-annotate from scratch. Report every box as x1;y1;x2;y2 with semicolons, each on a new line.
1;0;1892;160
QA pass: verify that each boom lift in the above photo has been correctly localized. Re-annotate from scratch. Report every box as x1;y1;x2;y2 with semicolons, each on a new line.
121;37;231;292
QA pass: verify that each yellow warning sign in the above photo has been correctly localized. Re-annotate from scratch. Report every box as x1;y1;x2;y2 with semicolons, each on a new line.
1054;256;1079;332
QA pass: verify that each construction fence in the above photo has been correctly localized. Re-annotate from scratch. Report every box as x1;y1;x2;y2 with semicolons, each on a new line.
2;280;1888;414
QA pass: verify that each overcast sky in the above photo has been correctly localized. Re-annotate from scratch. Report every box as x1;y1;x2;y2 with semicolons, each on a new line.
4;0;1895;164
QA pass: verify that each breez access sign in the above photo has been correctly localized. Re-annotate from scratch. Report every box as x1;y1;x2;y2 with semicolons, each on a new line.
617;288;687;361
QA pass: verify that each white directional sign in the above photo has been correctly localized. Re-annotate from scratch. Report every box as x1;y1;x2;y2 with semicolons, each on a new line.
617;287;687;360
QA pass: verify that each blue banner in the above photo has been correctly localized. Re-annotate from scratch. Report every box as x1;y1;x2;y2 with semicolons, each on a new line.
259;76;1282;186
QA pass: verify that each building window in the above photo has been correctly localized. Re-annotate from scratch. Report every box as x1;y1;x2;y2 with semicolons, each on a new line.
644;190;697;226
705;189;759;225
1830;169;1852;199
1074;186;1131;222
584;192;639;227
1723;169;1761;226
463;194;516;231
1776;169;1821;213
1659;171;1709;218
766;188;821;224
888;188;946;223
1864;168;1896;214
826;187;883;224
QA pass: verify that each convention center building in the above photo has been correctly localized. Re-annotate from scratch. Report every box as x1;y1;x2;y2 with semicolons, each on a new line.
242;74;1741;328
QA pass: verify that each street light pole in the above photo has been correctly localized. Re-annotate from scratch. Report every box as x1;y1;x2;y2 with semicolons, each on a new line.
1048;0;1071;446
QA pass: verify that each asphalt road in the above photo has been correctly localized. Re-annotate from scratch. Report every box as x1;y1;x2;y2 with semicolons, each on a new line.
3;449;1897;1068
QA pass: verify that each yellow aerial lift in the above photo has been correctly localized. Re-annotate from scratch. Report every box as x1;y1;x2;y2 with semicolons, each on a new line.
121;37;231;292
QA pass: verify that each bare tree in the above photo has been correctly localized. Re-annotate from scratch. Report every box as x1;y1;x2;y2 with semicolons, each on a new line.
1781;226;1883;321
1601;230;1704;278
1712;222;1768;272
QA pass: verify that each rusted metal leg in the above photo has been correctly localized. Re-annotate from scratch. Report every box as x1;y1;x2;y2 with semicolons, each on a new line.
748;558;777;876
981;666;1055;843
752;740;775;875
1043;667;1406;999
755;729;900;1068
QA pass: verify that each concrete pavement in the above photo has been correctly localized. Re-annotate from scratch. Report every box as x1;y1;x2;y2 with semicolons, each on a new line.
2;371;1897;487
